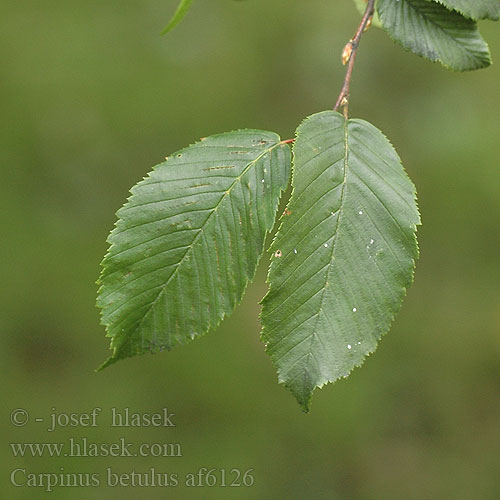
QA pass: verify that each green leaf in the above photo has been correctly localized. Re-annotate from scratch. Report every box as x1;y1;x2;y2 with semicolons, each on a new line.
428;0;500;21
352;0;383;28
261;111;420;411
377;0;492;71
98;130;291;369
162;0;194;35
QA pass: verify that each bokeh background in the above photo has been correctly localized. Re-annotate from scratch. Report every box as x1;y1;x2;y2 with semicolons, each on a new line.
2;1;499;498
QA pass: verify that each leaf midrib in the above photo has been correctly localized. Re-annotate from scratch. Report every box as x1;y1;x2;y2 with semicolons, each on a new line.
297;119;350;383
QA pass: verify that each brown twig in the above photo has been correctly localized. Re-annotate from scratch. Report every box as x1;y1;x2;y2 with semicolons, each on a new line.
333;0;376;117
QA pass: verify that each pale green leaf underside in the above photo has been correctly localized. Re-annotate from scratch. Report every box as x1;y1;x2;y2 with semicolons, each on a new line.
98;131;291;369
377;0;492;71
261;111;420;411
353;0;383;28
162;0;194;34
428;0;500;21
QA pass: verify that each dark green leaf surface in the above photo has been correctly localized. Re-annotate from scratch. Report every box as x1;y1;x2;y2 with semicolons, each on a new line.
428;0;500;21
378;0;492;71
162;0;194;34
98;131;291;369
261;111;420;411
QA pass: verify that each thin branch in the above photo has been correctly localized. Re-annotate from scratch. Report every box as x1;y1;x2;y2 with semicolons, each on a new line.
333;0;376;117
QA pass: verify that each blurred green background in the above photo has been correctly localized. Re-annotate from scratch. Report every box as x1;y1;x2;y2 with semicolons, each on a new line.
2;1;499;498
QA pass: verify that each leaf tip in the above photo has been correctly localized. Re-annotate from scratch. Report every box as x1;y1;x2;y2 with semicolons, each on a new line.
161;0;194;36
298;398;312;413
96;355;116;372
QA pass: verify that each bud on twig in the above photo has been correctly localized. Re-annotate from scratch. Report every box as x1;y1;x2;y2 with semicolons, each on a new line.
364;16;373;32
342;41;353;65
